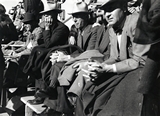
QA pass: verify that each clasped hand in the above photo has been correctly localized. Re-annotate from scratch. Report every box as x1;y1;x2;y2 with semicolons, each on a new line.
82;60;113;82
50;51;70;65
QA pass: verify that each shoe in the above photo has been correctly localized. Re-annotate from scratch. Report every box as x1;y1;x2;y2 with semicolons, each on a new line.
36;87;57;99
27;97;44;105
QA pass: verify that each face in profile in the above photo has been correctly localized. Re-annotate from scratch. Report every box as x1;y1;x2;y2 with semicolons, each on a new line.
72;13;88;29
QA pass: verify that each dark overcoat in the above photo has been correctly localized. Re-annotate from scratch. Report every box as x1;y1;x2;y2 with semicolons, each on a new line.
40;24;98;85
23;20;69;79
134;0;160;95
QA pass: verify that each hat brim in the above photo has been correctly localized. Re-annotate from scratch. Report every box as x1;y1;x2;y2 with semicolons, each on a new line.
40;9;62;14
98;0;126;9
68;11;89;15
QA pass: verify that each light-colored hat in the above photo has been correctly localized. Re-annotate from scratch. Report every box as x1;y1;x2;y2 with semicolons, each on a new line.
40;0;62;14
68;1;89;15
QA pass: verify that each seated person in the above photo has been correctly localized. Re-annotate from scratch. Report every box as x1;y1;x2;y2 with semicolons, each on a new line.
12;12;44;59
33;2;110;116
29;1;99;105
73;0;152;116
3;12;43;88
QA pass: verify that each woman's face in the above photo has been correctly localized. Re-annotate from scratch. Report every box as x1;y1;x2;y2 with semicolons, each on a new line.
104;8;125;27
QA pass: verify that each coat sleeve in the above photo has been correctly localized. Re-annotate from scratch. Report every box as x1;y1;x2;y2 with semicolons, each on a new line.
115;13;151;73
43;23;69;48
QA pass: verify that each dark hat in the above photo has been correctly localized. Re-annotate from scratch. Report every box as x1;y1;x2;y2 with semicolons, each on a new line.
23;12;35;23
0;4;6;14
97;0;127;10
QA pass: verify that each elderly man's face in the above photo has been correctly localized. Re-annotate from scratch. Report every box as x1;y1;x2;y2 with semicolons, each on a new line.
104;7;125;27
72;13;87;29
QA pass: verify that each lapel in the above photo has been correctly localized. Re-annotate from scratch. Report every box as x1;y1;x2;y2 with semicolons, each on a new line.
95;26;105;49
99;28;110;53
119;23;128;61
82;25;92;48
109;28;119;58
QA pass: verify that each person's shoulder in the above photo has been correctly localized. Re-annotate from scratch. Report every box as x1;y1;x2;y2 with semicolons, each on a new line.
125;12;140;30
127;12;140;25
57;20;69;31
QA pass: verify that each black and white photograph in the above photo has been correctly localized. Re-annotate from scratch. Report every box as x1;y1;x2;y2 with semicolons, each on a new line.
0;0;160;116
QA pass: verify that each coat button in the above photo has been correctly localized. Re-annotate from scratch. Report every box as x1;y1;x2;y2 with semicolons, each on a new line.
139;103;142;106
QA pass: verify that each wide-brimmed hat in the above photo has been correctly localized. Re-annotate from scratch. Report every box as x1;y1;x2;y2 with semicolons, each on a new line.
40;0;62;14
23;12;35;23
68;1;89;15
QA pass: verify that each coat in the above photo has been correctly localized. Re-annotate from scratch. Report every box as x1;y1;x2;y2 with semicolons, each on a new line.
40;24;99;84
104;12;150;73
23;21;69;79
95;25;110;60
77;24;97;51
134;0;160;95
75;12;151;116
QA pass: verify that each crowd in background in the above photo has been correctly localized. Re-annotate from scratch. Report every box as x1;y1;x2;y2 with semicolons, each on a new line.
0;0;160;116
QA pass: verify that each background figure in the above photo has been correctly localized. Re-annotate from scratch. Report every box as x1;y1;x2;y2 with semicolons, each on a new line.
0;3;18;105
23;0;69;105
134;0;160;95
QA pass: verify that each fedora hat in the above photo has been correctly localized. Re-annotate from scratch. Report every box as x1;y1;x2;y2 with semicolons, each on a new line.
40;0;62;14
96;0;127;10
68;1;89;15
23;12;35;23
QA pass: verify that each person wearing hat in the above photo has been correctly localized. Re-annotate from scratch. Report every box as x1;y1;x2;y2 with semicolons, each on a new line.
23;0;69;104
0;3;18;104
33;0;99;105
10;12;43;58
73;0;153;115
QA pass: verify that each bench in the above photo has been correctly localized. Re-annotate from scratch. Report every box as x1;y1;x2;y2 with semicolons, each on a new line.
20;96;47;116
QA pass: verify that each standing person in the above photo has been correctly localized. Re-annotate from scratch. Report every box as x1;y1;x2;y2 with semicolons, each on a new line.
23;0;69;104
0;3;18;104
74;0;152;115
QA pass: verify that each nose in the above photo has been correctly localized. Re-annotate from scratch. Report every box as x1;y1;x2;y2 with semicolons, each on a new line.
73;17;77;23
105;12;111;19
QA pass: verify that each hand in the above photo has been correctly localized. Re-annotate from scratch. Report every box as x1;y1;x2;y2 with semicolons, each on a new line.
128;7;136;13
73;61;89;72
50;52;59;65
82;61;113;82
56;51;70;62
50;51;70;64
68;36;76;45
44;15;53;30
